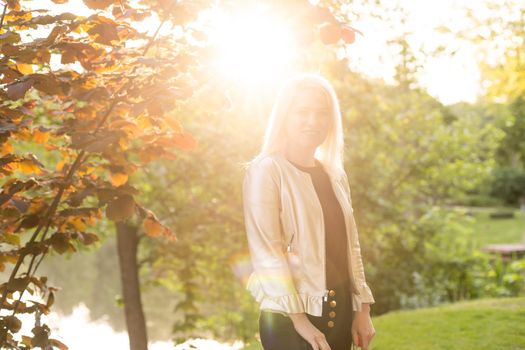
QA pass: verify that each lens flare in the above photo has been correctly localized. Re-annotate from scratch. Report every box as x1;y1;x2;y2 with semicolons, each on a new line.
208;4;298;85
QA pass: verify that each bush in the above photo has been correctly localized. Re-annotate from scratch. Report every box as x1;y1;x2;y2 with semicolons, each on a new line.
372;207;525;314
489;210;515;219
474;254;525;297
459;193;504;207
490;167;525;205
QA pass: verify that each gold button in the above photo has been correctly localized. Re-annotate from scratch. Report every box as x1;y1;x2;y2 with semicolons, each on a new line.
329;300;337;308
329;311;336;318
327;321;335;328
329;290;336;297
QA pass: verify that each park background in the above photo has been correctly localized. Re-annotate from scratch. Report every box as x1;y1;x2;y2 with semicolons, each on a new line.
0;0;524;349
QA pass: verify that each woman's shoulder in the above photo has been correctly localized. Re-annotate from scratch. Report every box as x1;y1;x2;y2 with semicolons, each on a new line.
242;154;284;192
244;153;283;174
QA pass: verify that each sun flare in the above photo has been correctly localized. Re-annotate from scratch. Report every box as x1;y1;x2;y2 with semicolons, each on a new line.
208;4;298;85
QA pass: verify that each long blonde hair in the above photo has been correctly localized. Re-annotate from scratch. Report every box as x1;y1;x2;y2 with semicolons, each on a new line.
245;72;345;178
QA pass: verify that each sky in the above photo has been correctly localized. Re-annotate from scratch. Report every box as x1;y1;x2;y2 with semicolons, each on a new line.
342;0;485;105
27;0;494;106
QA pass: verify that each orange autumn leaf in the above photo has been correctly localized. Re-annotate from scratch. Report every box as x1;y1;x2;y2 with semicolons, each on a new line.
162;226;177;242
18;159;43;175
75;106;97;120
138;149;159;164
164;116;183;133
110;172;128;187
136;114;152;129
154;133;197;150
69;217;86;231
140;134;157;143
118;137;129;150
143;215;162;237
77;165;96;176
161;151;178;160
56;159;66;171
319;22;341;44
14;128;32;141
3;254;18;264
172;133;197;150
83;0;114;10
16;63;33;74
33;128;49;143
3;233;20;246
143;213;177;241
0;142;14;156
3;161;18;173
109;119;140;136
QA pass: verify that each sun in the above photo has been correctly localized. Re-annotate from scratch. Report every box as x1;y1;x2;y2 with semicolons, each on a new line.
207;3;298;86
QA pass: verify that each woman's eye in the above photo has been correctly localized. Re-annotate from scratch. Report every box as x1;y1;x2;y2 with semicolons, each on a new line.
295;109;325;115
292;109;329;122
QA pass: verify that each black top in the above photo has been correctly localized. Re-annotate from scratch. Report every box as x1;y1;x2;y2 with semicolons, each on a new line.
288;158;351;289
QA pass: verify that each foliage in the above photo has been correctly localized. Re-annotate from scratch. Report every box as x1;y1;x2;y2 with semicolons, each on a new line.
322;63;504;314
133;88;265;343
489;166;525;205
0;0;219;347
478;256;525;298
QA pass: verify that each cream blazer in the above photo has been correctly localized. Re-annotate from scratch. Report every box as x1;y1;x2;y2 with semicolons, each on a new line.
242;152;375;316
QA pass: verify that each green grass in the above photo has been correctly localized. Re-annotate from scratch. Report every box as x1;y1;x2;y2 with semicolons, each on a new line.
469;208;525;248
370;296;525;350
242;297;525;350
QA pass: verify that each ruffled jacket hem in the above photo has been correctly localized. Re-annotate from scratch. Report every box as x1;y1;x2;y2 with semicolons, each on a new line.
247;273;375;314
246;273;323;316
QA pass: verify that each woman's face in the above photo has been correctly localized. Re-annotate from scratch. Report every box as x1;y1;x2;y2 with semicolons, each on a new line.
284;86;332;151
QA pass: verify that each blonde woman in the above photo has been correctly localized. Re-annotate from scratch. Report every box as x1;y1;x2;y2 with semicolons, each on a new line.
242;73;376;350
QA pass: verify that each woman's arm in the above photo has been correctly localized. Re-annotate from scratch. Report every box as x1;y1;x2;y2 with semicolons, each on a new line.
341;170;376;349
242;157;305;314
341;171;375;309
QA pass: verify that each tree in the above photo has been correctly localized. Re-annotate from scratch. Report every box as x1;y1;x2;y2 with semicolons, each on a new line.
0;0;210;348
0;0;360;348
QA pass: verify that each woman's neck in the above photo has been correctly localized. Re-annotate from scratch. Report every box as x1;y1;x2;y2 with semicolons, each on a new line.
284;146;316;167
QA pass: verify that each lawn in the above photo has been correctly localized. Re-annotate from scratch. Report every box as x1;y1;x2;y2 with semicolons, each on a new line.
242;296;525;350
469;207;525;248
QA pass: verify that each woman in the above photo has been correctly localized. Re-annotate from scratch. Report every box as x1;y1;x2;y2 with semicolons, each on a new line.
242;72;376;350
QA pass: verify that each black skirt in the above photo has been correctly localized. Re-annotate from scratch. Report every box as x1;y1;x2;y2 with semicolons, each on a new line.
259;282;354;350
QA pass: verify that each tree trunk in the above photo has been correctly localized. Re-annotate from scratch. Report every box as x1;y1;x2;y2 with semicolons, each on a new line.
116;221;148;350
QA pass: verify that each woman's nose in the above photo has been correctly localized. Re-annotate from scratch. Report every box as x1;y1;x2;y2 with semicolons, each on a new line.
305;112;322;127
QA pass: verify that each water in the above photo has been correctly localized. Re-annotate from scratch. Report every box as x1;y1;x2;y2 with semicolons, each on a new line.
3;298;244;350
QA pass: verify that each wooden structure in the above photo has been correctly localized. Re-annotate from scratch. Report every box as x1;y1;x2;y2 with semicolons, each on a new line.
481;243;525;262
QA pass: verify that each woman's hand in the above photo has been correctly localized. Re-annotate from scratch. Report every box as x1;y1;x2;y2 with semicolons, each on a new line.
351;304;375;350
288;313;331;350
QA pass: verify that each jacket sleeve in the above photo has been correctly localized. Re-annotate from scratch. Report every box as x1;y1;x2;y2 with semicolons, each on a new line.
341;170;376;307
242;158;305;314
